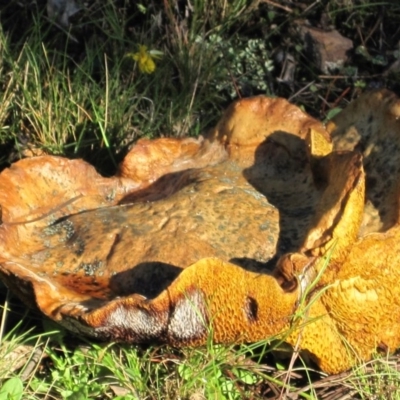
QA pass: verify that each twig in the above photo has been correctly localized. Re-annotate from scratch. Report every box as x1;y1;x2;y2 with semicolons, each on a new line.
227;65;242;99
293;370;350;395
260;0;293;13
278;334;302;399
288;81;316;102
20;346;46;381
318;73;384;79
363;14;382;46
331;87;351;109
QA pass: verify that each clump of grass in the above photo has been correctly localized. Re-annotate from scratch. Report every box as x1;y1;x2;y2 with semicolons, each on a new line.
349;356;400;400
0;1;270;174
1;1;400;173
1;292;399;399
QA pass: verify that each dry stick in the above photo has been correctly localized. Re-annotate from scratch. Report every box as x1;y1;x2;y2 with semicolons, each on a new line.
301;0;321;15
259;0;293;13
288;80;316;102
331;87;351;110
356;24;365;48
24;338;52;396
264;376;281;398
325;388;359;400
227;65;242;99
20;345;46;381
293;370;350;397
278;330;303;400
363;14;383;47
181;54;202;135
318;74;384;79
278;269;323;400
278;306;312;398
321;73;341;115
318;94;332;110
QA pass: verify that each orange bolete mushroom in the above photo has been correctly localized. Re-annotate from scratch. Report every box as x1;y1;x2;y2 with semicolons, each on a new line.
0;90;400;374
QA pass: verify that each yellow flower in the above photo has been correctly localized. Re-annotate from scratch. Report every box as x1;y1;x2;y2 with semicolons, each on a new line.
127;45;163;74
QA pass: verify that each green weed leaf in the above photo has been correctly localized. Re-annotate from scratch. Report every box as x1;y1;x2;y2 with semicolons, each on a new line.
325;107;342;121
0;377;23;400
233;368;257;385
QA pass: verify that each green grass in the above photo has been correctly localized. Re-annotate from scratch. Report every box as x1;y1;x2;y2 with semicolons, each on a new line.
0;299;317;400
1;0;400;399
1;0;397;173
1;256;399;399
2;294;400;399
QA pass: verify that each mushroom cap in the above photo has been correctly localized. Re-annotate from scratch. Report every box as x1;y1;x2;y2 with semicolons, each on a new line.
1;91;400;374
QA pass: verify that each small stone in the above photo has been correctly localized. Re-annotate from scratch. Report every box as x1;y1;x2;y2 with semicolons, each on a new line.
297;24;353;74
